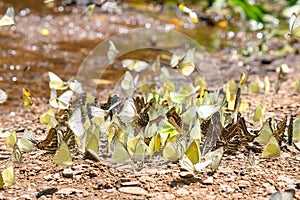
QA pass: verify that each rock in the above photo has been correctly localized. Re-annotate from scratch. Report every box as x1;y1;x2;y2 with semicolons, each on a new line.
203;177;214;185
118;187;147;195
149;193;175;200
121;181;140;187
179;171;194;178
84;149;101;161
238;180;250;188
57;188;83;195
175;188;189;196
62;168;73;178
43;174;52;180
33;166;42;173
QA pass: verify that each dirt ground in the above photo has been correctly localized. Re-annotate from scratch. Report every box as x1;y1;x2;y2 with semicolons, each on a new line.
0;1;300;199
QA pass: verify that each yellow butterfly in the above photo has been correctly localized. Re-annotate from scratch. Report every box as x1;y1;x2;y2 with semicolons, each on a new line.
111;140;132;163
292;116;300;142
53;141;73;166
48;72;69;90
0;174;4;189
185;139;201;164
0;7;14;27
49;89;73;109
170;48;195;76
177;4;199;23
2;161;14;185
253;100;266;122
22;88;33;109
288;12;300;40
6;131;17;148
85;133;98;154
262;136;280;158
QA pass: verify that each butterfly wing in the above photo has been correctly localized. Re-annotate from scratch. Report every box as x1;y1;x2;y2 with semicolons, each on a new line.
12;144;23;164
48;72;68;90
0;7;14;27
111;140;131;163
0;89;8;104
178;48;195;76
291;13;300;39
107;40;119;63
262;136;280;158
119;98;137;124
68;107;84;137
53;141;73;166
22;88;33;109
37;128;58;152
2;161;14;185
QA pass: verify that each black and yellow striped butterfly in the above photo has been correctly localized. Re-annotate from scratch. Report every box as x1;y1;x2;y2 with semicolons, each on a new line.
12;144;23;164
36;126;76;152
166;107;182;132
36;128;58;152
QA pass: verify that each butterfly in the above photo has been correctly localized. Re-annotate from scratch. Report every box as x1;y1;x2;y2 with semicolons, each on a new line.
6;131;17;148
177;4;199;23
0;89;7;104
204;147;224;170
163;134;187;161
61;127;76;150
292;115;300;142
22;88;33;109
0;7;14;27
179;154;212;175
48;72;69;90
185;139;201;164
166;107;182;132
36;128;58;152
170;48;195;76
262;136;280;158
107;40;119;63
122;59;149;72
68;107;84;138
53;141;73;166
119;97;150;127
12;144;23;164
288;12;300;40
201;112;222;156
85;133;98;153
120;71;139;97
1;161;14;186
111;140;132;163
0;173;4;189
49;89;73;110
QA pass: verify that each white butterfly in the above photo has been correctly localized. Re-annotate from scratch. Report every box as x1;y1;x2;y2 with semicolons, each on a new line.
49;89;73;109
288;12;300;40
107;40;119;63
119;98;137;124
120;71;139;97
179;155;212;174
0;7;14;27
68;107;84;137
0;89;7;104
122;59;149;72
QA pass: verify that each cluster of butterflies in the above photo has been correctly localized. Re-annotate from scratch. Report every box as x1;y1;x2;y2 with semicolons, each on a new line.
2;46;300;191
